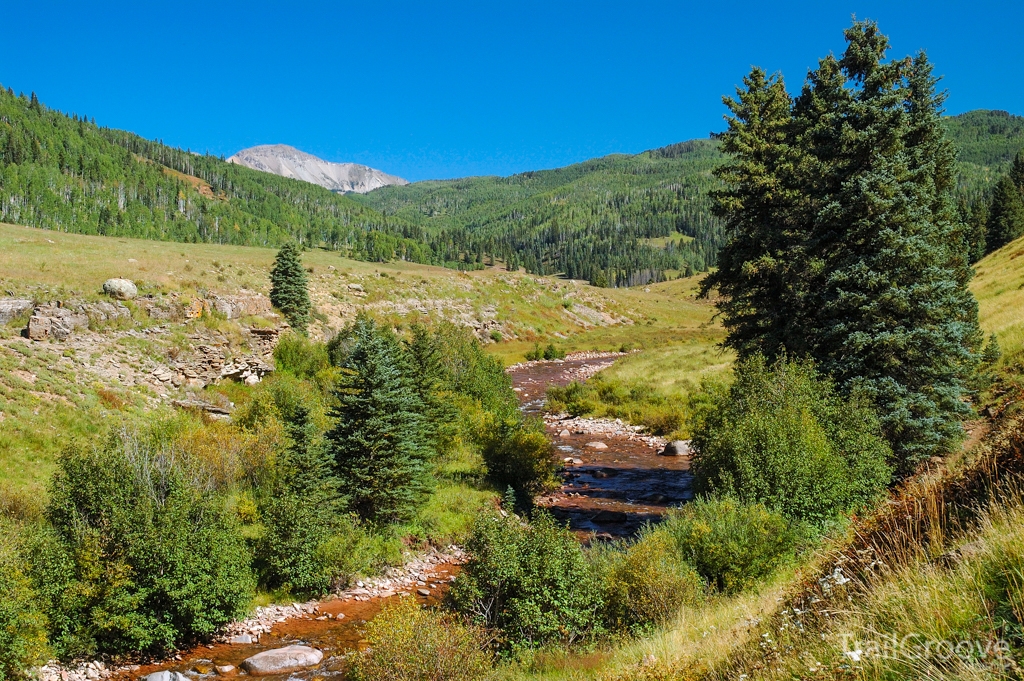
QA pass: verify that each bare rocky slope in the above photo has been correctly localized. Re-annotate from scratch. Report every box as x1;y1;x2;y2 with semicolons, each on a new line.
226;144;408;193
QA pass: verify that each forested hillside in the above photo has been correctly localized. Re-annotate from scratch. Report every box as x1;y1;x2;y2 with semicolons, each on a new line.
0;83;1020;287
945;109;1024;202
0;88;435;258
354;139;725;285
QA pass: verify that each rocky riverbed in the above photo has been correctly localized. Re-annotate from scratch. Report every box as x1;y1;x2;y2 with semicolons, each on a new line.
508;354;694;539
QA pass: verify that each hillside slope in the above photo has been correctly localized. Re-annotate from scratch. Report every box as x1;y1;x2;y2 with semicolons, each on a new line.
353;139;724;284
226;144;408;193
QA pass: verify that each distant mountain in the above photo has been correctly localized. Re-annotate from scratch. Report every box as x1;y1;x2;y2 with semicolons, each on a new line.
226;144;407;194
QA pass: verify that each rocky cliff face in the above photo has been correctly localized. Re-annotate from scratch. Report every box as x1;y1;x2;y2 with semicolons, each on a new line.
226;144;408;194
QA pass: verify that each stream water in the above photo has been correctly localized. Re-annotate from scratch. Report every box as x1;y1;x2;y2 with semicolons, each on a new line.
122;355;693;679
509;356;694;539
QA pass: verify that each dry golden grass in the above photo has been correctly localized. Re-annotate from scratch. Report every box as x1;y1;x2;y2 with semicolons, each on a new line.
972;234;1024;365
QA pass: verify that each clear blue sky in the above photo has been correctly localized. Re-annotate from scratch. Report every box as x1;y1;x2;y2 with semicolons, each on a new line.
2;1;1021;181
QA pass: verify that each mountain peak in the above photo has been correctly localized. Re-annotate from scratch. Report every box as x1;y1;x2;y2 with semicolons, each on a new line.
226;144;407;194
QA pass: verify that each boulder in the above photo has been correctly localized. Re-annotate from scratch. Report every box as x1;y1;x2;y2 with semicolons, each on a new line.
102;278;138;300
143;672;189;681
228;633;253;645
241;645;323;676
27;306;79;341
0;298;33;324
585;441;608;450
659;440;690;457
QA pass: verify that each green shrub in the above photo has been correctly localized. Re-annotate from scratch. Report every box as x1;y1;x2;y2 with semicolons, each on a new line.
451;497;603;649
598;529;705;631
36;427;255;657
480;419;558;503
546;381;595;417
525;344;544;362
0;523;49;681
353;597;492;681
661;496;798;594
542;344;566;360
689;356;892;525
272;331;334;389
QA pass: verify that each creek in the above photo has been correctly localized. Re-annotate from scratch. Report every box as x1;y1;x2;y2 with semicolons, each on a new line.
121;354;692;679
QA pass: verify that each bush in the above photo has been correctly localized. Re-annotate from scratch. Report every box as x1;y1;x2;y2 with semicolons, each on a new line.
0;523;49;681
543;344;566;360
451;497;603;649
273;331;331;385
598;528;704;631
352;597;492;681
661;496;798;594
480;419;558;504
689;356;892;525
36;427;255;656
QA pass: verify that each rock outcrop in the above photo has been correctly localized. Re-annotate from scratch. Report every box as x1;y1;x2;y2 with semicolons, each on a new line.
0;298;33;324
227;144;407;194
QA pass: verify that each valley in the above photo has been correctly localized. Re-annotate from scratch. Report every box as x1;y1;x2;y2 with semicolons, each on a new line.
2;15;1024;681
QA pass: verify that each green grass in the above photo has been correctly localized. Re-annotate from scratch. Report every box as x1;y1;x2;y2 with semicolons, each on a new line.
973;233;1024;367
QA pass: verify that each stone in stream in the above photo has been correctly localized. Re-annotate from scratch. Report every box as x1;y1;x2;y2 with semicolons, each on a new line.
586;441;608;450
241;646;323;675
559;429;571;438
659;440;690;456
227;633;252;644
215;666;235;676
144;673;189;681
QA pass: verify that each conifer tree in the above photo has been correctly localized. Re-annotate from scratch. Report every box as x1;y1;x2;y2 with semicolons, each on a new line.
986;174;1024;252
325;315;432;524
701;67;807;359
257;400;344;595
708;21;982;474
270;242;311;333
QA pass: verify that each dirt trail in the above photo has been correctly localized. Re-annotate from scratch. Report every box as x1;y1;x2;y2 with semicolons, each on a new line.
509;355;694;540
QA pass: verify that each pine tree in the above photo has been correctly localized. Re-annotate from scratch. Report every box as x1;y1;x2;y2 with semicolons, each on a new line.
986;175;1024;252
269;242;311;333
325;315;432;524
708;21;981;474
700;67;807;359
257;401;344;595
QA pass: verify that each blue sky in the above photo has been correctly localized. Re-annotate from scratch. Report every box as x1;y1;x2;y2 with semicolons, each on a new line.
2;1;1021;181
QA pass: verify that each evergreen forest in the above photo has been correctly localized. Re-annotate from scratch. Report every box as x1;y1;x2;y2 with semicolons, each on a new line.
1;86;1021;286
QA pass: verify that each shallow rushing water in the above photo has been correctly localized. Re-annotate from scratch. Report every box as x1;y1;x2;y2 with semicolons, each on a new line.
509;357;694;540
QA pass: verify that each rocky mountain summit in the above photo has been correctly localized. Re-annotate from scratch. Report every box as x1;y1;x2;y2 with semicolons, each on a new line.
226;144;408;193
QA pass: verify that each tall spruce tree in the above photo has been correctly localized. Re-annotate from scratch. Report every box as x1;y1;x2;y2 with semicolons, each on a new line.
700;68;810;359
708;21;982;474
270;242;311;333
325;315;432;524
